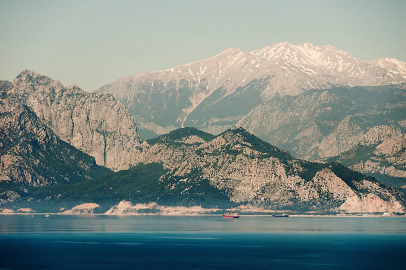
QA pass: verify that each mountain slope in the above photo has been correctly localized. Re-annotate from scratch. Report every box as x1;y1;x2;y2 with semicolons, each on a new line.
0;105;110;187
326;125;406;188
22;162;233;213
0;70;144;171
238;84;406;159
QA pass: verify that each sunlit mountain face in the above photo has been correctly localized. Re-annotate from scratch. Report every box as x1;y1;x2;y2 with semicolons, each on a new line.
96;42;406;185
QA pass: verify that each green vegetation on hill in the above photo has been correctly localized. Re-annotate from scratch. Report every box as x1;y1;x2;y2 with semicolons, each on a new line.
2;125;404;214
224;127;293;163
23;163;168;211
14;163;234;212
147;127;215;146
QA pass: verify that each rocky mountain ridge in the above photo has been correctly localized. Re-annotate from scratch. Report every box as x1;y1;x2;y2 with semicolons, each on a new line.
1;127;404;214
0;45;404;214
130;127;405;213
0;70;144;171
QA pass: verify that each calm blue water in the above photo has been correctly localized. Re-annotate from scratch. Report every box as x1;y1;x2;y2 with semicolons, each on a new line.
0;215;405;269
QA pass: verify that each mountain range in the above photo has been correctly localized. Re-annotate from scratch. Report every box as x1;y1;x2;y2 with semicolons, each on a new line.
0;42;405;214
2;127;405;214
98;42;406;136
97;42;406;185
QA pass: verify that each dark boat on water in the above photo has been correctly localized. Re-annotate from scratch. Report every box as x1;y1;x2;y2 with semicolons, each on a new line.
272;214;289;217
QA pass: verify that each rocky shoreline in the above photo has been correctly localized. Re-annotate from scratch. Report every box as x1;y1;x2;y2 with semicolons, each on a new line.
2;201;405;217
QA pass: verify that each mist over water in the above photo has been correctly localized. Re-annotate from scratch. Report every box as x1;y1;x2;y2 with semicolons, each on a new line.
1;215;405;269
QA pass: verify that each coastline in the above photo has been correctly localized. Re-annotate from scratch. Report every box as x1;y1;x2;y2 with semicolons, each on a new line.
2;201;405;217
1;212;405;218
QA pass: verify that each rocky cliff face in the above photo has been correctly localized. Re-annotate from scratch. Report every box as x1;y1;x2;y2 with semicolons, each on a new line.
134;127;405;213
0;70;143;171
0;105;110;187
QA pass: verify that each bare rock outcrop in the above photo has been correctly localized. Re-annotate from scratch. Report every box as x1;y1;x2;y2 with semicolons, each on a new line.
62;203;100;214
0;105;109;186
0;70;144;171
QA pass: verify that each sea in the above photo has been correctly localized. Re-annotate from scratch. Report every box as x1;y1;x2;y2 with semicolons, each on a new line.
0;215;405;270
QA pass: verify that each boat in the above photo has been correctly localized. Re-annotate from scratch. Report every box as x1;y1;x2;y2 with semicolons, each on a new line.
223;213;239;218
45;214;50;219
272;213;289;217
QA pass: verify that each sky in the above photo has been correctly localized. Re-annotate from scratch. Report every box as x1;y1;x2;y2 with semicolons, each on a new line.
1;0;405;92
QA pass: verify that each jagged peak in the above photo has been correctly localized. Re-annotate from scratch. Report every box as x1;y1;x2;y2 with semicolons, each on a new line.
216;126;250;140
15;69;43;80
11;70;89;96
251;41;353;61
225;126;249;134
13;69;59;87
216;127;292;160
17;69;39;76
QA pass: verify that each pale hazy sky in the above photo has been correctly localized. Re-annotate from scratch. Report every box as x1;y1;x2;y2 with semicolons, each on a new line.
1;0;405;92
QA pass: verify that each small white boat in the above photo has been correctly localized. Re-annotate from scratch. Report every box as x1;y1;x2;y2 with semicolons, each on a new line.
45;214;50;219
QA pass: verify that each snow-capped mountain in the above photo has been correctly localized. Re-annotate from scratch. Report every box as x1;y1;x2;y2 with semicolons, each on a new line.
98;42;406;135
100;42;406;98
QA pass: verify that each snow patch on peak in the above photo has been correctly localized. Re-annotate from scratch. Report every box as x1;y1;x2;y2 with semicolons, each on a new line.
374;57;405;65
372;58;406;78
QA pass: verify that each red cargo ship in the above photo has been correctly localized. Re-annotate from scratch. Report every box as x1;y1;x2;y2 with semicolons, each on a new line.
222;213;239;218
